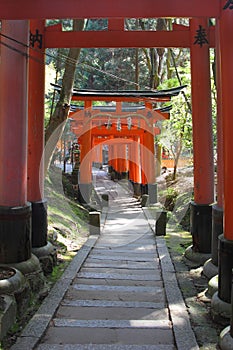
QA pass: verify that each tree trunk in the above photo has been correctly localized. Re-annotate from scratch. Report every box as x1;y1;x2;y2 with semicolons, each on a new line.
44;19;85;172
172;140;183;180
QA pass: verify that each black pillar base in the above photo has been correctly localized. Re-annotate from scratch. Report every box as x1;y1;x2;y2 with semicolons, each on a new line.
110;170;116;181
190;201;212;254
155;210;167;236
89;211;101;235
101;194;109;207
133;183;141;197
141;184;148;195
78;183;92;204
0;203;31;264
121;172;129;180
218;234;233;304
31;199;48;248
108;165;113;173
148;183;158;204
211;204;223;266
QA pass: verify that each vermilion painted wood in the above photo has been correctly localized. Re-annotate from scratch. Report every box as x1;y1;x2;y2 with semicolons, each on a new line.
143;104;156;184
45;26;215;49
89;128;146;136
111;144;118;173
118;144;128;173
0;0;219;20
190;18;214;205
108;18;125;31
28;20;45;202
79;101;92;183
45;29;190;49
108;144;113;170
215;19;224;209
219;2;233;240
0;20;29;206
91;142;103;164
133;136;142;184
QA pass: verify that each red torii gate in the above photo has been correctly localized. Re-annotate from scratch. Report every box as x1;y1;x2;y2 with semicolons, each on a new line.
65;88;178;203
0;1;233;345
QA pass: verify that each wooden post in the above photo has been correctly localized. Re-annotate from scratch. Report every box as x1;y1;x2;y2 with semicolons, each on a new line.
79;101;92;204
132;136;142;196
0;20;32;264
27;20;50;252
112;143;118;179
140;114;156;202
118;143;128;179
215;1;233;310
204;18;224;276
140;133;146;192
188;18;214;255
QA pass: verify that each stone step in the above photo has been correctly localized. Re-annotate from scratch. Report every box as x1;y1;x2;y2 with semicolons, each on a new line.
94;243;156;250
61;299;165;309
53;318;171;328
66;286;165;303
76;271;161;281
40;325;174;346
80;267;160;276
86;255;158;262
73;277;160;286
89;251;157;257
37;344;176;350
72;284;162;293
56;305;168;320
92;246;157;253
88;246;158;256
94;239;155;247
83;260;158;269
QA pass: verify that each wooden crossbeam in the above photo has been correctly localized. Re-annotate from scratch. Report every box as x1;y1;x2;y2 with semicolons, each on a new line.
0;0;219;20
45;25;215;49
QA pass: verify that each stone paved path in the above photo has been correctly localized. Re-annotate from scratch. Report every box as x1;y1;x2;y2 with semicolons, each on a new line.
11;171;199;350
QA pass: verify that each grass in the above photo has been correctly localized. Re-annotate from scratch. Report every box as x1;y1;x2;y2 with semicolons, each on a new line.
45;166;89;253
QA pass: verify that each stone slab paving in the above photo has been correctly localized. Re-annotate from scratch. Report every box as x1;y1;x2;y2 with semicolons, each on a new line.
72;278;160;287
37;345;175;350
11;175;199;350
83;260;158;269
56;305;169;320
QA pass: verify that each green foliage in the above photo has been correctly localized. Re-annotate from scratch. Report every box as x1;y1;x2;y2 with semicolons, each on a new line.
157;94;193;157
45;166;89;238
47;262;72;285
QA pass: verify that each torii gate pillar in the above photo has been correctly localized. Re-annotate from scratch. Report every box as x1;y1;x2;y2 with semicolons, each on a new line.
78;101;92;204
203;19;224;279
186;18;214;261
140;113;157;204
118;144;129;180
28;20;56;272
129;136;141;196
0;21;41;277
212;4;233;339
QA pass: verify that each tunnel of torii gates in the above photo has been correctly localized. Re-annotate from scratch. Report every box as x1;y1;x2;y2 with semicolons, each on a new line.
54;85;183;203
0;0;233;341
